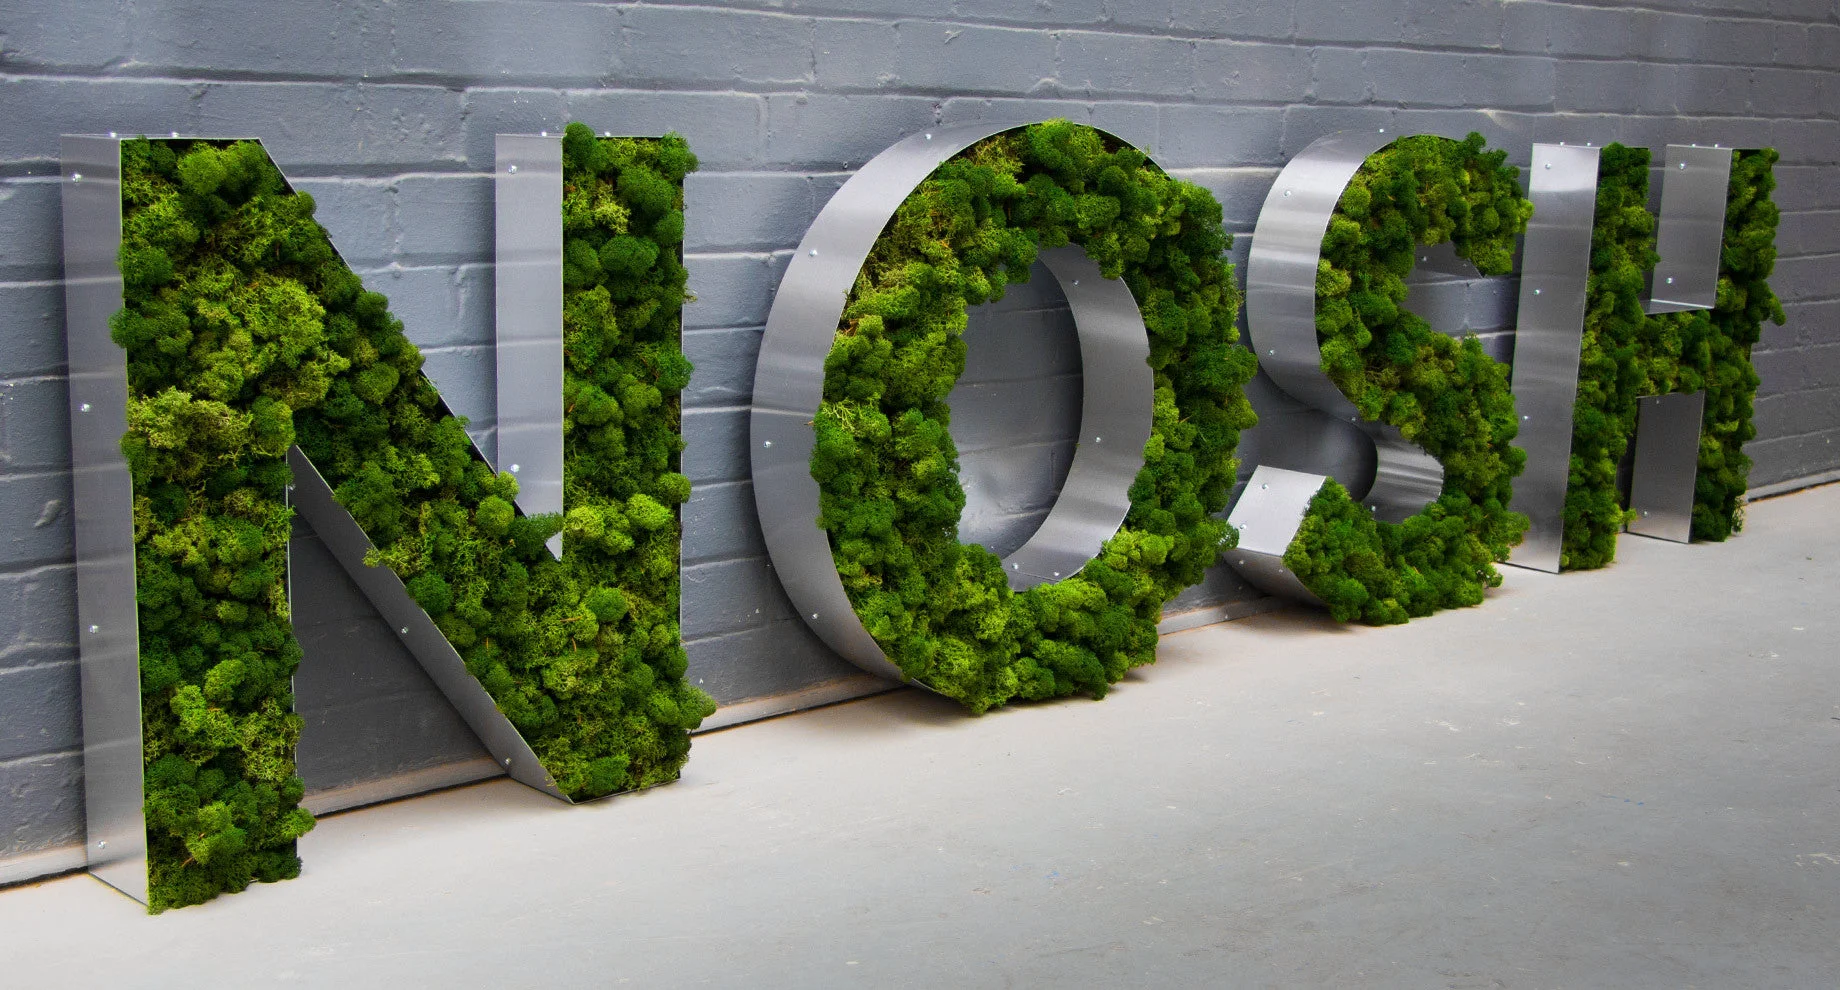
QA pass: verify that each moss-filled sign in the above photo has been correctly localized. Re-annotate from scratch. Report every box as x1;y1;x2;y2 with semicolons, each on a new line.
106;127;709;911
1561;146;1784;568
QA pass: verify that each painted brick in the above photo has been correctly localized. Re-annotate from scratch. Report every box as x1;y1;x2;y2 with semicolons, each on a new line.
0;77;204;169
0;0;132;69
619;6;813;88
1166;167;1282;228
1503;1;1652;58
457;88;571;170
0;180;61;285
0;750;84;859
1055;30;1195;98
381;1;618;82
0;469;72;570
682;251;789;331
290;177;396;270
813;17;900;90
417;344;497;445
763;93;937;168
1774;210;1840;256
685;620;862;705
1787;299;1840;348
1554;61;1680;115
196;82;467;170
684;172;821;253
1751;66;1834;118
682;480;768;567
954;0;1107;25
1192;40;1312;104
0;565;78;673
1770;253;1840;302
1401;0;1507;48
684;327;762;410
1168;0;1294;40
1774;166;1840;212
1747;428;1840;487
0;378;71;475
564;91;766;170
1294;4;1403;44
1370;51;1557;110
1771;118;1840;166
0;282;67;380
683;407;750;485
129;0;369;79
1309;47;1374;105
1156;106;1287;168
892;21;1058;92
392;174;495;266
681;555;797;640
0;663;79;763
361;264;493;352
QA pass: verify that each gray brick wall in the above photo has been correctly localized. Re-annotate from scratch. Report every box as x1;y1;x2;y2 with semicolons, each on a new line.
2;0;1836;878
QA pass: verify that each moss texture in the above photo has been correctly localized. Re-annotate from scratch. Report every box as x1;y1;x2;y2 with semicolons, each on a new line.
1561;146;1784;568
810;121;1258;713
1280;134;1533;624
114;128;709;911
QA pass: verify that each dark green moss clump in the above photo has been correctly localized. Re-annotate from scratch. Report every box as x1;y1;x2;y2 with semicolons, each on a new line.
1561;146;1783;567
811;121;1258;713
1281;134;1533;624
114;127;710;911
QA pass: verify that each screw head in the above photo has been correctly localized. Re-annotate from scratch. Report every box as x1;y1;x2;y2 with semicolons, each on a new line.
1665;277;1674;284
1094;437;1102;443
810;613;819;620
1283;189;1291;197
400;627;409;635
924;133;933;141
88;624;99;634
71;173;82;182
508;164;518;173
1533;288;1542;295
1679;162;1687;170
1261;483;1269;490
80;403;91;412
1544;163;1551;170
97;840;107;849
762;440;772;448
809;248;819;256
510;464;521;473
540;131;547;137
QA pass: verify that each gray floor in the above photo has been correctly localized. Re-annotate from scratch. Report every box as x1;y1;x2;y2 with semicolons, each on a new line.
5;485;1838;988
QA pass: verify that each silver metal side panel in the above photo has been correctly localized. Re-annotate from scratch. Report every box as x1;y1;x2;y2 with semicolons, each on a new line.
287;449;569;801
1627;391;1706;543
1506;144;1602;573
61;135;148;905
1225;466;1328;605
1647;145;1732;314
494;135;565;559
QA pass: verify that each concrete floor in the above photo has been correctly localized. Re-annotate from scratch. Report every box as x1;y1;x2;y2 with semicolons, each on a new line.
4;485;1837;988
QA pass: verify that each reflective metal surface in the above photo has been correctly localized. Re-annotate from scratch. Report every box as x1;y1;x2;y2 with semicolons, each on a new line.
1241;129;1445;555
1506;144;1602;573
1626;391;1705;543
61;135;148;904
1647;145;1732;314
288;448;570;802
1224;466;1328;604
751;122;1161;681
1000;247;1151;591
494;135;565;559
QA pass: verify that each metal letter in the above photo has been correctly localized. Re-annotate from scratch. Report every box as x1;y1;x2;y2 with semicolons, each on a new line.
494;136;565;558
1505;144;1602;573
1231;130;1450;600
1626;390;1706;543
750;122;1158;681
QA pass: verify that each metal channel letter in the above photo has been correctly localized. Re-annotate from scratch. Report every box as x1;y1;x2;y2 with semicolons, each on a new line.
1647;145;1732;314
751;122;1162;681
61;135;149;905
1626;391;1705;543
1236;129;1447;604
494;135;565;559
1506;144;1603;573
1225;466;1328;605
287;449;568;800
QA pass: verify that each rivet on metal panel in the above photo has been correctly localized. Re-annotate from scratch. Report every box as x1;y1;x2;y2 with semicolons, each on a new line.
80;403;90;412
88;624;98;633
508;165;518;173
510;464;520;472
72;173;82;181
399;627;409;635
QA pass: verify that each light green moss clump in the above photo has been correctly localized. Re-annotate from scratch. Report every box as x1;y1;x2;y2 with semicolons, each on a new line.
114;127;710;911
811;121;1258;713
1281;134;1533;624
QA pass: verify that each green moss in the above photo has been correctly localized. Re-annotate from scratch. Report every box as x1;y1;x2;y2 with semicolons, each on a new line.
810;121;1258;713
116;127;710;911
1561;146;1784;567
1280;134;1533;623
